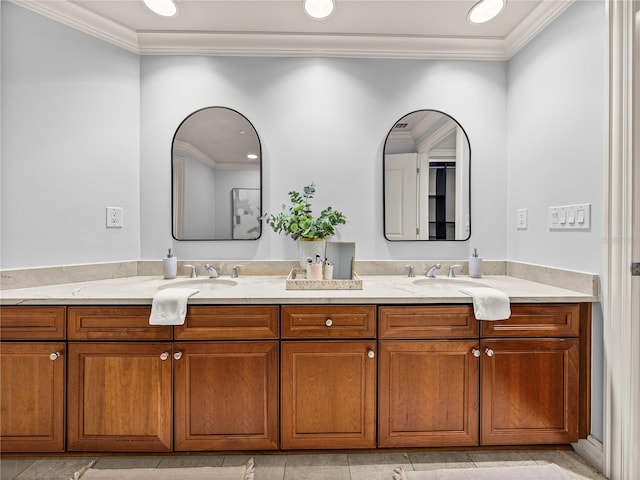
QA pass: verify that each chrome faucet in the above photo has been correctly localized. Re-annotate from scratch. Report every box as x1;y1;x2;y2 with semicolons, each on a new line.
448;264;462;277
231;265;242;278
204;264;219;278
184;264;197;278
426;263;441;278
406;265;415;277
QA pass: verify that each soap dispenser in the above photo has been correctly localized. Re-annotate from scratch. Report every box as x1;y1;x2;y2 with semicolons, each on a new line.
469;248;482;278
163;248;177;279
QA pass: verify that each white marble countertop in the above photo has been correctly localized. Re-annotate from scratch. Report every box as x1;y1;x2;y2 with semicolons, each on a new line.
0;273;598;306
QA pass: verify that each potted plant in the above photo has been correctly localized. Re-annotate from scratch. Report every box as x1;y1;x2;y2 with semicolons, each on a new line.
264;182;347;267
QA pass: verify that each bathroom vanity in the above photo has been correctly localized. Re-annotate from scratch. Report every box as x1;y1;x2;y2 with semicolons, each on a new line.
0;269;595;453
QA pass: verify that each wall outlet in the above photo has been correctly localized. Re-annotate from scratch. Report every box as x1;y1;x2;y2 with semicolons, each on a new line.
106;207;123;228
516;208;528;230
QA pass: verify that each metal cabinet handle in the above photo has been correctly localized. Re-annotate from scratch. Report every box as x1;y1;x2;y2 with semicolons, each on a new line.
367;349;375;359
173;351;183;360
485;348;495;357
471;348;481;358
325;318;333;327
160;352;170;361
49;352;61;361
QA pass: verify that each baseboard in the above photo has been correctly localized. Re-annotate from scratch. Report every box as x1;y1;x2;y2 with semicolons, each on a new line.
572;435;604;473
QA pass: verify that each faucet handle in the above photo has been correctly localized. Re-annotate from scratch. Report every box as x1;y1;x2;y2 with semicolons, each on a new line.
406;265;415;278
448;264;462;278
231;265;243;278
184;264;197;278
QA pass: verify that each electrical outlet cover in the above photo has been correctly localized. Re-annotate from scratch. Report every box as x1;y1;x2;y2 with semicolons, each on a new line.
106;207;123;228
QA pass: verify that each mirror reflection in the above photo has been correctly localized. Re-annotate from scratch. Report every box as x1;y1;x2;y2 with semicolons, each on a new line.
383;110;470;241
172;107;262;240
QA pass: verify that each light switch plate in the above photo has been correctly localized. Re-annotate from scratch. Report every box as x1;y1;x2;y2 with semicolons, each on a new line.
549;203;590;230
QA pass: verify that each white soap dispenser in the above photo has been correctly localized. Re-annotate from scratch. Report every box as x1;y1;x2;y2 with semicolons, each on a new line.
163;248;177;279
469;248;482;278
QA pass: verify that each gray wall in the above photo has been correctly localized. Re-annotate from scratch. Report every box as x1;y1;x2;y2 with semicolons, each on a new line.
1;2;140;269
506;0;605;442
140;56;507;261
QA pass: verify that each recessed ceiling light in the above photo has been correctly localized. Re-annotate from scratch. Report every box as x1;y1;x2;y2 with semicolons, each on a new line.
468;0;505;24
143;0;178;17
247;154;258;160
303;0;335;20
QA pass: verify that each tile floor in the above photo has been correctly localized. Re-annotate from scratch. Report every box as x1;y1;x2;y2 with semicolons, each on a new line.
0;449;607;480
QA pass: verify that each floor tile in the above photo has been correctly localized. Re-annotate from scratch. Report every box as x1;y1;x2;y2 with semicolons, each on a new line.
408;451;475;471
349;452;411;480
13;458;93;480
0;459;35;480
468;450;537;467
284;453;350;480
221;454;286;480
92;455;163;469
156;454;225;468
528;450;608;480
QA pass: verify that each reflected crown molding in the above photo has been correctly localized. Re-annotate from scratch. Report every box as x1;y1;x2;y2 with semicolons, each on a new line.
11;0;574;60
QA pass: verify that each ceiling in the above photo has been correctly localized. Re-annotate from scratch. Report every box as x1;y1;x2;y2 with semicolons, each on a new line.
12;0;575;59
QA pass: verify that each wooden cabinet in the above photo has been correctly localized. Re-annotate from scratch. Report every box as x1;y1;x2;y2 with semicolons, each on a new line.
67;305;279;452
378;306;479;447
0;307;66;452
480;304;583;445
281;305;377;449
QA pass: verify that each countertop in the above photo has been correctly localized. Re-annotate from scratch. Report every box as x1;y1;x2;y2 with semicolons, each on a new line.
0;273;598;306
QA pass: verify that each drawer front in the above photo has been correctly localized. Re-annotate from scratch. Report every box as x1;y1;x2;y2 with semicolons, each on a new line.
68;307;172;340
281;305;376;338
0;306;66;340
174;306;279;340
480;304;580;338
379;306;477;339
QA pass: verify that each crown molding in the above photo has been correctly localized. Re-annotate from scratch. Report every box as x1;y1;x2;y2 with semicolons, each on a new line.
10;0;574;60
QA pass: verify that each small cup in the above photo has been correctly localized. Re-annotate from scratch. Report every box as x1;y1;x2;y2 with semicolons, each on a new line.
307;262;323;280
324;264;334;280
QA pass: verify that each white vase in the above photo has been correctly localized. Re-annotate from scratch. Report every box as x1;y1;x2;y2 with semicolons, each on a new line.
298;238;326;268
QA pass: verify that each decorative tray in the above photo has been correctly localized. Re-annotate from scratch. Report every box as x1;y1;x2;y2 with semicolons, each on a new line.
285;269;363;290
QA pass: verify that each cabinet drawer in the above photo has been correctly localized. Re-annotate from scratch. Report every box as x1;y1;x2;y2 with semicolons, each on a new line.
379;306;477;339
175;306;279;340
0;306;66;340
281;305;376;338
68;306;172;340
480;304;580;338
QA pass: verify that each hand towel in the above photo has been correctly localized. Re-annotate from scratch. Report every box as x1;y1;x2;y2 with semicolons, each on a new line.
459;287;511;321
149;288;199;325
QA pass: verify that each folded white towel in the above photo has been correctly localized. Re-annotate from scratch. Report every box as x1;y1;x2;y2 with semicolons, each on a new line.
149;288;199;325
459;287;511;321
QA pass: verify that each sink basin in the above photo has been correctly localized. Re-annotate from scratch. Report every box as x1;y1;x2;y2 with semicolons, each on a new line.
413;278;489;288
158;278;238;291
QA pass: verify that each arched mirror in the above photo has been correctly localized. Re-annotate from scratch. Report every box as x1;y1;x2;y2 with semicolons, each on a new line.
172;107;262;240
383;110;470;241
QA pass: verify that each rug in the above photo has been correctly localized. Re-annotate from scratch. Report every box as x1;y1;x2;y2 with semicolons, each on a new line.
393;463;575;480
72;458;254;480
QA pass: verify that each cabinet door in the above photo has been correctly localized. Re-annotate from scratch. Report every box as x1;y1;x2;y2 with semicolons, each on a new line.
378;340;479;447
0;342;66;452
281;341;376;449
67;342;173;452
480;338;579;445
173;341;279;451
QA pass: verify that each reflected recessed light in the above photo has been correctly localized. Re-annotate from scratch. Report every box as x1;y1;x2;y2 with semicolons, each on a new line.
143;0;178;17
303;0;335;19
247;154;258;160
468;0;505;24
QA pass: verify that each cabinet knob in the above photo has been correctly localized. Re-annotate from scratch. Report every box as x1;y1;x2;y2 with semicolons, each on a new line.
485;348;495;357
325;318;333;327
367;349;375;359
160;352;170;361
49;352;61;361
471;348;481;358
173;351;183;360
